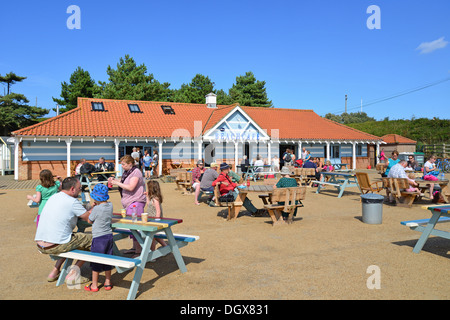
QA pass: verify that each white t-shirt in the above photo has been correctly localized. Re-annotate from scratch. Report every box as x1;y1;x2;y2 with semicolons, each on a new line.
423;161;435;173
35;192;87;244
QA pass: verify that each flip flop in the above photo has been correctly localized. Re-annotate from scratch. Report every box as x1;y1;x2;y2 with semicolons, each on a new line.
104;284;113;291
84;284;99;292
47;271;60;282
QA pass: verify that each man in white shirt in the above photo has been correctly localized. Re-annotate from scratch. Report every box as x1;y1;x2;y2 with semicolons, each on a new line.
35;177;93;283
254;155;265;172
387;160;418;187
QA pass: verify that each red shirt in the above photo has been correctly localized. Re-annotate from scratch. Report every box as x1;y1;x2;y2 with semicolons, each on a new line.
212;173;237;195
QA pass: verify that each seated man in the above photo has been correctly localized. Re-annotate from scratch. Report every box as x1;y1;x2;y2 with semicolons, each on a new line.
273;166;300;220
212;163;263;215
192;160;205;205
302;157;321;181
95;157;112;182
35;177;93;284
200;162;219;193
387;160;418;187
254;155;265;172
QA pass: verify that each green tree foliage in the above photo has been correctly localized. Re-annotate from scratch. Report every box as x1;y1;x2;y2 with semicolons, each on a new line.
229;71;273;107
52;67;99;113
0;73;48;135
347;117;450;145
171;74;215;104
324;112;376;124
97;54;171;101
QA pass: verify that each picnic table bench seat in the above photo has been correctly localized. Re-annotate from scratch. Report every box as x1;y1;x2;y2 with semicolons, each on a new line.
175;172;193;194
382;177;421;208
263;186;306;226
49;250;141;286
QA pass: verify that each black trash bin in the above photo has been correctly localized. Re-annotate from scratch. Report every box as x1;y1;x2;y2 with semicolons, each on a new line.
360;193;384;224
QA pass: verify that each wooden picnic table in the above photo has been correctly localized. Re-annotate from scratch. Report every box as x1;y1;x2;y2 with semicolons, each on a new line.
230;185;274;221
415;178;449;203
401;204;450;254
315;171;360;198
111;215;193;300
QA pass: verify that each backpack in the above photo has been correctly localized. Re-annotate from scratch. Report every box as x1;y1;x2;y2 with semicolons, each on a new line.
284;152;291;162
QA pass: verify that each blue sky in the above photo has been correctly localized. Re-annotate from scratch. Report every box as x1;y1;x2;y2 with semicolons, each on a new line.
1;0;449;120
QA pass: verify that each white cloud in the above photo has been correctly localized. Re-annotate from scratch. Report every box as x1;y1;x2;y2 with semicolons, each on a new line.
416;37;448;54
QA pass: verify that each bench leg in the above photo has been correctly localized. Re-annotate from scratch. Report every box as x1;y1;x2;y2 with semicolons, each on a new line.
127;232;153;300
412;212;441;254
56;258;73;287
165;228;187;273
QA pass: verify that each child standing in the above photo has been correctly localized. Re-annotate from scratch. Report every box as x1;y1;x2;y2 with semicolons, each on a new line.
85;183;114;292
26;169;62;227
146;180;168;253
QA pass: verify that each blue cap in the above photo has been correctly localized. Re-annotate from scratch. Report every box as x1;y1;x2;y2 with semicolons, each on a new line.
90;183;110;202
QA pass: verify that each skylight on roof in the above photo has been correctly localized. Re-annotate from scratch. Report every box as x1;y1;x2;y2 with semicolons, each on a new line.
128;104;141;113
91;102;105;111
161;105;175;115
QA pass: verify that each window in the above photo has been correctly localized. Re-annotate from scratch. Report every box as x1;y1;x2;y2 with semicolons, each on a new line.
161;105;175;115
128;104;141;113
356;144;363;156
91;102;105;111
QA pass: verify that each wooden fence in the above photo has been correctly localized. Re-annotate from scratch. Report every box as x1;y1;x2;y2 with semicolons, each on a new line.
418;144;450;158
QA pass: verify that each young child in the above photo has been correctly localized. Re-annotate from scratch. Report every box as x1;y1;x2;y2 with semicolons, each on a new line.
146;180;168;253
406;173;420;193
85;183;114;292
26;169;62;227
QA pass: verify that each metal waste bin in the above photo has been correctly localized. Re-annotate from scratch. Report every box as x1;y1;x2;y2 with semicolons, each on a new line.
360;193;384;224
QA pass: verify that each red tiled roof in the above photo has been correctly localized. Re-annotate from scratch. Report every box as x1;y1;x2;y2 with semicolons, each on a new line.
12;97;382;141
381;134;416;144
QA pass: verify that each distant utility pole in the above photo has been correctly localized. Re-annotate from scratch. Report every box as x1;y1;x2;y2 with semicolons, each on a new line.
345;95;347;113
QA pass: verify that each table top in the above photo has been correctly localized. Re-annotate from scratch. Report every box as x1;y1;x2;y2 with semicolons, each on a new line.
91;171;118;175
321;171;355;177
423;204;450;214
238;185;274;193
111;215;182;232
415;178;448;183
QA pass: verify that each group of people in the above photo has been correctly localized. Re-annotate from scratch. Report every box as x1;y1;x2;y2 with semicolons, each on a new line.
381;150;443;202
31;154;166;293
131;147;159;179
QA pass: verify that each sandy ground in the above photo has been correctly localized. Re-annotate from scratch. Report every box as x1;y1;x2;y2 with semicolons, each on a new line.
0;170;449;301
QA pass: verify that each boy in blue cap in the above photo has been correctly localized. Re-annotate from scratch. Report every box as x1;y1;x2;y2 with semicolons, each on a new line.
85;183;114;292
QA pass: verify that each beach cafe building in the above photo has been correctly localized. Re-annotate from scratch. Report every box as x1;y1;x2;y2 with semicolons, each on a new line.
11;94;384;180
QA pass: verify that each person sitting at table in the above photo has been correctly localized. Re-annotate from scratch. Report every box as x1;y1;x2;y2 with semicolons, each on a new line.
240;156;250;178
254;155;265;172
387;160;419;187
382;150;400;177
192;160;206;205
273;166;300;220
200;163;219;205
320;160;334;182
407;155;420;171
34;177;93;284
423;155;439;200
212;163;264;215
75;158;85;178
95;157;112;182
302;157;321;182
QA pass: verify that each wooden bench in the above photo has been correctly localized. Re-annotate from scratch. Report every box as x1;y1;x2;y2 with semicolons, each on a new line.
294;168;316;186
49;250;141;287
382;177;421;208
264;187;306;225
175;172;193;194
212;184;234;217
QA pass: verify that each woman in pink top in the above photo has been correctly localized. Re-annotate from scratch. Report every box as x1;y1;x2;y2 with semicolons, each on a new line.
109;155;146;256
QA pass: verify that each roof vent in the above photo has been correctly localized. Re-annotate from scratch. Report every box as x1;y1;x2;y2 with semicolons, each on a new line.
205;92;217;108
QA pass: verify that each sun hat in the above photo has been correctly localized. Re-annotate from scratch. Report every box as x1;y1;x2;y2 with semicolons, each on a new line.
220;163;230;170
197;160;204;166
210;162;218;168
90;183;110;202
280;166;291;176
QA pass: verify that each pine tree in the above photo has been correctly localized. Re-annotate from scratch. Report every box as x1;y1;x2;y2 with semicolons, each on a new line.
229;71;273;107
